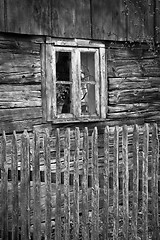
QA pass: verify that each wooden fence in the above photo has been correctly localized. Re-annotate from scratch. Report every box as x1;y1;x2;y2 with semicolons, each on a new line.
0;123;160;240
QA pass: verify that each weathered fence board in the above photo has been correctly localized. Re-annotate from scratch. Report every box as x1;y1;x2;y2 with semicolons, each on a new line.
122;125;129;240
0;124;159;240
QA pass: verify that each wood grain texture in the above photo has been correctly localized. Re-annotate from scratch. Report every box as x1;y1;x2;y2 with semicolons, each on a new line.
92;0;127;41
51;0;91;38
0;0;5;31
6;0;51;35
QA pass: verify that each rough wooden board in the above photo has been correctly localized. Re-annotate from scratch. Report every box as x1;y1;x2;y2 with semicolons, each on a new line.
92;0;127;41
51;0;91;38
6;0;51;35
155;0;160;43
126;0;154;42
0;0;5;31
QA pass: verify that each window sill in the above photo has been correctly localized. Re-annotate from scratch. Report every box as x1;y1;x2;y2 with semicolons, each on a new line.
50;117;106;125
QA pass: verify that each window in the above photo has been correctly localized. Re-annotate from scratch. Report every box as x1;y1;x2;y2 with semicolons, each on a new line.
42;38;107;123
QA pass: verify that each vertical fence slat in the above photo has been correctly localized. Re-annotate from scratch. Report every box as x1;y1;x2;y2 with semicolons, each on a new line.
33;130;41;240
113;126;119;240
151;123;159;240
122;125;129;240
132;124;139;240
142;123;149;240
82;127;89;240
21;130;30;240
12;131;19;240
73;127;80;239
91;127;99;240
44;129;51;240
103;126;109;239
1;131;8;240
64;128;70;240
55;128;61;240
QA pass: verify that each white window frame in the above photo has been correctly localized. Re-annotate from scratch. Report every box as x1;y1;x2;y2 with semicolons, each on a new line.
41;38;107;123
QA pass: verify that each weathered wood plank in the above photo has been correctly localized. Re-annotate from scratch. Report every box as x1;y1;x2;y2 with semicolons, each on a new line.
126;0;154;41
73;127;80;239
109;77;160;91
142;123;149;240
64;128;70;240
1;131;8;239
0;85;41;109
132;125;139;240
91;127;99;240
51;0;91;38
6;0;51;35
55;128;61;240
44;129;51;240
0;0;5;31
108;58;160;78
11;131;19;240
20;130;30;240
103;126;109;239
151;123;159;240
92;0;126;41
122;125;129;240
113;126;119;240
155;0;160;43
33;130;41;240
82;127;89;239
0;107;42;122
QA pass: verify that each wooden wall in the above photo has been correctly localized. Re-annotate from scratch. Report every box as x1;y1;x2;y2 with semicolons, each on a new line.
0;35;43;133
0;0;159;42
0;34;160;133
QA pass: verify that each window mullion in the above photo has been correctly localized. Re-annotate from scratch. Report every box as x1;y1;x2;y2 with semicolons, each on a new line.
95;49;100;116
99;47;106;118
72;48;81;117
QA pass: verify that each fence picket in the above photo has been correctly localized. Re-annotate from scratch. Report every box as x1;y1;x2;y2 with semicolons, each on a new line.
113;126;119;240
82;127;89;240
91;127;99;240
132;124;139;240
55;128;61;240
73;127;80;239
151;123;159;240
103;126;109;239
33;130;41;240
142;123;149;240
12;131;19;240
122;125;129;240
64;128;70;240
21;130;30;240
1;131;8;240
44;129;51;240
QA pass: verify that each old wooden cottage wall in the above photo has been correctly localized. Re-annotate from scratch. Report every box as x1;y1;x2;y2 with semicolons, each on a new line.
0;34;160;134
0;0;160;134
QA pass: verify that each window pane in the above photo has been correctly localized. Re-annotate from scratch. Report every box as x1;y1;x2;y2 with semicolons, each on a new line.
81;52;96;115
56;51;72;114
81;52;95;83
56;52;71;82
56;84;71;114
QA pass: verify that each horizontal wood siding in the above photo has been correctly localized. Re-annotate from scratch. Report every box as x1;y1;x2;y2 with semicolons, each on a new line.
107;44;160;122
0;36;43;133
